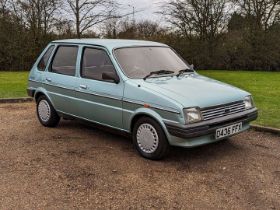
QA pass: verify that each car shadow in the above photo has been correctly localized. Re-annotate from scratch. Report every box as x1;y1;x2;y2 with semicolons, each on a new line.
58;119;244;165
169;139;241;160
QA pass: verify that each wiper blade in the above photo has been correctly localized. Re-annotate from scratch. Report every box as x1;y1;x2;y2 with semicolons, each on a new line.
143;70;175;80
176;68;194;77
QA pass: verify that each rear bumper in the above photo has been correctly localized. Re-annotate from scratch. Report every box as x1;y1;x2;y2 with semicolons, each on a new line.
165;108;258;139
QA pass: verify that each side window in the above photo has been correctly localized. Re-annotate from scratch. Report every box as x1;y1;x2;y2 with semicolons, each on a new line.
50;46;78;76
81;48;117;81
37;45;54;71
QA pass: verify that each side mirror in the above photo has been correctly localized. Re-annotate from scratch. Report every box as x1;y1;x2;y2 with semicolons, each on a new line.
102;72;120;84
190;64;195;70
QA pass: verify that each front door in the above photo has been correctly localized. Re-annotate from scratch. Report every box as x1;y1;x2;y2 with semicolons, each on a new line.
76;47;124;129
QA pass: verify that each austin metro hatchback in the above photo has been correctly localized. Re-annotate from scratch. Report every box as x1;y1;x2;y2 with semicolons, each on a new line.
27;39;258;160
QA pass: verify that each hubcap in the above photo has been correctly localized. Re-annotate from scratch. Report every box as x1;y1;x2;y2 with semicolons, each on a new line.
38;100;51;122
136;123;159;153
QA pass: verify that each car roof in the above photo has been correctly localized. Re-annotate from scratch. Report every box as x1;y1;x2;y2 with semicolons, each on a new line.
51;39;168;50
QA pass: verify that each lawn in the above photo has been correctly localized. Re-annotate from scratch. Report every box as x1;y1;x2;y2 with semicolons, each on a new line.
0;71;29;98
0;70;279;128
198;70;280;129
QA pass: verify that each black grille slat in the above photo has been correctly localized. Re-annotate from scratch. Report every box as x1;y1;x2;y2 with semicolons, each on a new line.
202;101;246;121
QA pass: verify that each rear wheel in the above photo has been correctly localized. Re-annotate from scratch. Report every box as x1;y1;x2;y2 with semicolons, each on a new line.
36;95;60;127
133;117;169;160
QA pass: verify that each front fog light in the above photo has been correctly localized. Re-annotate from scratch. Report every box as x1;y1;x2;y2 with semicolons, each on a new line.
244;96;254;109
184;107;202;124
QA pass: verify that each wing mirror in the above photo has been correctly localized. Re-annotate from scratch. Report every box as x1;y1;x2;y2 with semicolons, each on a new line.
102;72;120;84
190;64;195;70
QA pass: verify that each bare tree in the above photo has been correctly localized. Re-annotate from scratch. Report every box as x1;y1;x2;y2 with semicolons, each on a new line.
160;0;228;40
12;0;60;34
234;0;280;30
65;0;118;38
102;17;118;38
136;20;166;39
0;0;8;15
101;6;146;39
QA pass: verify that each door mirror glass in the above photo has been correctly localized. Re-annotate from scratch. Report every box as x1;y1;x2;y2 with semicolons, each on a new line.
190;64;195;70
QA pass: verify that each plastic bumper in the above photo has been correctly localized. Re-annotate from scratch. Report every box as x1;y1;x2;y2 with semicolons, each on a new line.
165;108;258;139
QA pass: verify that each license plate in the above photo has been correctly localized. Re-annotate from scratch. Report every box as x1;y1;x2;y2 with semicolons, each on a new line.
215;123;242;139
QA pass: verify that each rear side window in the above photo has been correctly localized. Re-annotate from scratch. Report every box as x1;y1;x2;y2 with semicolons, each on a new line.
37;45;54;71
50;46;78;76
81;48;116;81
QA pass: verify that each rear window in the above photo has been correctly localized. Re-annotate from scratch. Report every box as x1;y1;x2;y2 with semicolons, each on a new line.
37;45;54;71
50;46;78;76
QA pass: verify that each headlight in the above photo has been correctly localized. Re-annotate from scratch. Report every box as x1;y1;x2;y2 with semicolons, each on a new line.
184;107;202;124
244;95;254;109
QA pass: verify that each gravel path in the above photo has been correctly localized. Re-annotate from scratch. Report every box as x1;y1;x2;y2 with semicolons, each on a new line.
0;103;279;209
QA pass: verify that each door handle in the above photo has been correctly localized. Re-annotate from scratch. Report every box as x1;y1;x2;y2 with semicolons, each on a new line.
79;85;87;89
46;78;52;82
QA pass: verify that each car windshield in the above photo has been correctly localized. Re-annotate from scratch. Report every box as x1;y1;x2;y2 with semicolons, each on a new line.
114;47;191;79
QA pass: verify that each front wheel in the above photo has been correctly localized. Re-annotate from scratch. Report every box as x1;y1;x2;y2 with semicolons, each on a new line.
132;117;170;160
36;95;60;127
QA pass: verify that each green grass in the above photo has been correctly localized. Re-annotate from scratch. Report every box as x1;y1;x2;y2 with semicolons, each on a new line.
0;71;29;98
0;70;280;128
198;70;280;129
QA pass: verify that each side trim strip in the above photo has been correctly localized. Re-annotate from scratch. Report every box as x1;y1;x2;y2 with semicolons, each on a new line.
43;82;72;91
123;98;180;114
75;89;122;101
29;79;180;114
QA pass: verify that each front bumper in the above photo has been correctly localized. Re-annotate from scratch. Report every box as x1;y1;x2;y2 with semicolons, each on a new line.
165;108;258;139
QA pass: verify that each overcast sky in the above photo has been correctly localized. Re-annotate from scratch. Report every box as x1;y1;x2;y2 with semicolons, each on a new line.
117;0;168;22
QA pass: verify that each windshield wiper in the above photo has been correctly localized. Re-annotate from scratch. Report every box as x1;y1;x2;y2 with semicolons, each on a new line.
176;68;194;77
143;70;175;80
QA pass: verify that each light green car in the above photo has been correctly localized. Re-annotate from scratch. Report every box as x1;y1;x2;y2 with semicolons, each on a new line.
28;39;258;159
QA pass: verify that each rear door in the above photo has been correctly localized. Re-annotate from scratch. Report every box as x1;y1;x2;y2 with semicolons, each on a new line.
43;45;80;115
76;46;124;129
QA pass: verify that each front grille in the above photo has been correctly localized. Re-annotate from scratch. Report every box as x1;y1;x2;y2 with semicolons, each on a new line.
201;101;246;121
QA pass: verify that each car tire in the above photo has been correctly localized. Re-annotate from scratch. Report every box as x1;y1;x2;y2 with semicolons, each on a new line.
132;117;170;160
36;95;60;127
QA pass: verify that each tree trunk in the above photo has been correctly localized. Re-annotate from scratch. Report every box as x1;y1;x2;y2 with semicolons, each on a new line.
75;0;80;38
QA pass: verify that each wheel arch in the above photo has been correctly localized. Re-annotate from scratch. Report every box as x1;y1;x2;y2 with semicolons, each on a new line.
34;88;55;108
130;108;170;141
